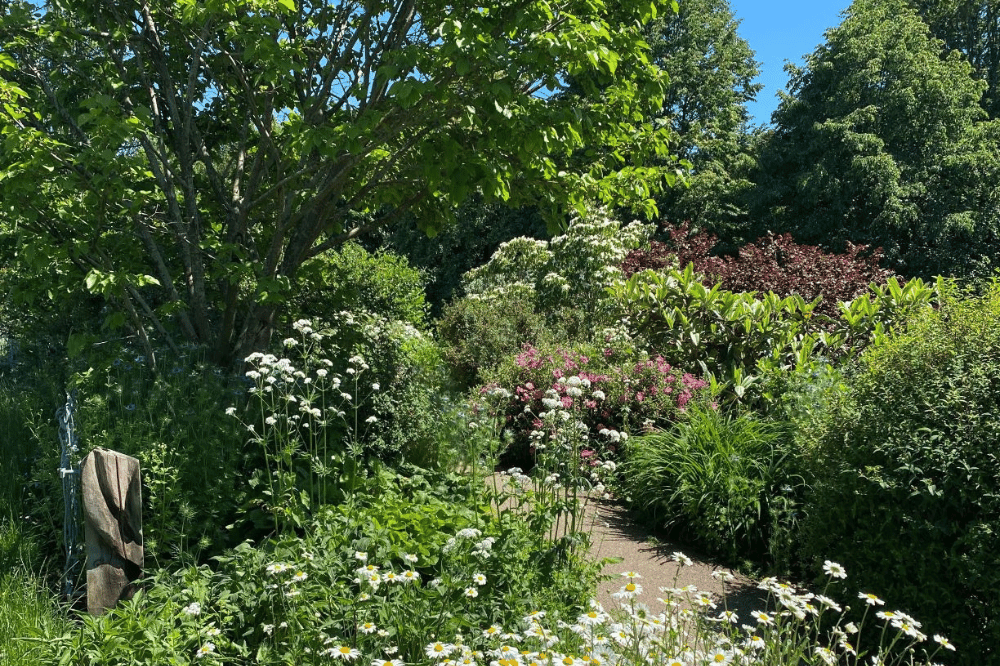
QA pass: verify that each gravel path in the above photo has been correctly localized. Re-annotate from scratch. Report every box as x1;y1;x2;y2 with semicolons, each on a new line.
489;473;767;621
579;496;765;618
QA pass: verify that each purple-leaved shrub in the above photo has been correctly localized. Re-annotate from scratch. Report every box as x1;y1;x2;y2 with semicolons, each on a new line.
622;223;894;318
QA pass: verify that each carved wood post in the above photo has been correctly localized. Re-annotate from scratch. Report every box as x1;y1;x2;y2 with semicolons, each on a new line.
81;447;143;615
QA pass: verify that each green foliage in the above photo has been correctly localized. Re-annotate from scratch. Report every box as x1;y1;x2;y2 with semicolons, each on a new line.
612;264;839;404
0;573;69;666
624;404;796;564
37;469;599;666
798;279;1000;665
612;263;940;407
437;291;551;388
645;0;763;233
914;0;1000;119
314;313;459;465
439;208;654;388
60;348;247;563
835;275;940;348
373;199;550;317
294;243;429;330
752;0;1000;278
0;0;683;365
461;209;653;322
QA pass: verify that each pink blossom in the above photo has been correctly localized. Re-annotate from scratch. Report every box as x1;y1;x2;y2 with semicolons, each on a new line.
585;400;597;409
560;396;573;408
580;449;595;459
678;391;692;408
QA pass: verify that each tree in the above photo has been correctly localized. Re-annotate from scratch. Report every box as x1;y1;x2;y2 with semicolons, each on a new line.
644;0;762;235
751;0;1000;278
0;0;682;367
913;0;1000;118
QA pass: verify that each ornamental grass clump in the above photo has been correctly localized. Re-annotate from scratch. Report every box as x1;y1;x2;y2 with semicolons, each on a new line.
624;403;798;564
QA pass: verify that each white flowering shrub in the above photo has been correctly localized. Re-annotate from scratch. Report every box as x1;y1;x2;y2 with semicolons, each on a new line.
440;210;653;386
461;208;653;318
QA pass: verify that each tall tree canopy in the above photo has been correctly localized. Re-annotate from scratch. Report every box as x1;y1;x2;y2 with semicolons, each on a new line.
913;0;1000;118
0;0;681;366
645;0;762;234
750;0;1000;278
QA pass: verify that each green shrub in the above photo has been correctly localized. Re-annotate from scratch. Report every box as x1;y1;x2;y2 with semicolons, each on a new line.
19;346;248;565
38;469;600;666
437;291;549;388
296;312;460;466
461;208;652;324
613;265;939;408
612;264;834;405
373;198;550;317
798;279;1000;665
294;242;429;329
624;403;797;565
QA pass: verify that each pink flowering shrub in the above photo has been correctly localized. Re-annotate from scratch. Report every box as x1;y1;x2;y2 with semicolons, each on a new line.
485;342;709;469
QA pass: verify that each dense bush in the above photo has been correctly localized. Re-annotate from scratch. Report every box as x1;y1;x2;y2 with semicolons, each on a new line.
622;223;893;318
798;279;1000;665
294;242;429;329
624;404;797;564
437;291;549;388
612;264;833;404
371;198;550;316
49;347;249;563
461;209;652;326
439;209;655;388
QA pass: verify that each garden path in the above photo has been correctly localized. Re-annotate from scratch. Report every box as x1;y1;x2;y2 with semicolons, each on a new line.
488;474;767;621
578;496;766;618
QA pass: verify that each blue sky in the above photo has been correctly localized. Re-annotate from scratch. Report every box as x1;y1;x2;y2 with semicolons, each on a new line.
728;0;853;126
